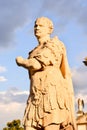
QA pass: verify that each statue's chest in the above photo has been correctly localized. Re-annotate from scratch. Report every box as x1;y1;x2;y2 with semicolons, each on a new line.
29;45;43;58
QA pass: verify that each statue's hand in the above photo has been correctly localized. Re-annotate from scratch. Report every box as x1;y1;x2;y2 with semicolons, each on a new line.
16;56;24;66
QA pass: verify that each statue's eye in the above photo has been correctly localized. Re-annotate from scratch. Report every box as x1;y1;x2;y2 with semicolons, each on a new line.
34;25;38;28
34;24;43;28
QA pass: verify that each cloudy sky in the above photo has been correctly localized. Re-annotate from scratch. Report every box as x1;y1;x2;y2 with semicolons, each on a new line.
0;0;87;129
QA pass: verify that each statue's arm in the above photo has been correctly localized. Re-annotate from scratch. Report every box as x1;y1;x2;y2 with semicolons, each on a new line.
16;56;41;70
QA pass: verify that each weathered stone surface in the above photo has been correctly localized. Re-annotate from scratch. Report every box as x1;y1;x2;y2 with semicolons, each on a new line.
16;17;76;130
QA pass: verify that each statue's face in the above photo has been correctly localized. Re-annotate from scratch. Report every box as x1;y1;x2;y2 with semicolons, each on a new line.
34;19;50;38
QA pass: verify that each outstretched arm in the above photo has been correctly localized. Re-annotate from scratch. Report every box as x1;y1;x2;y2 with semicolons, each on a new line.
16;56;41;70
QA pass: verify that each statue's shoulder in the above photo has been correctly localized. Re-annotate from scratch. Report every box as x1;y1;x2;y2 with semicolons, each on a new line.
51;36;65;49
51;36;58;42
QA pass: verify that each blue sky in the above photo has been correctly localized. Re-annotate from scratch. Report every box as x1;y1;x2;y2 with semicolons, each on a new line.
0;0;87;129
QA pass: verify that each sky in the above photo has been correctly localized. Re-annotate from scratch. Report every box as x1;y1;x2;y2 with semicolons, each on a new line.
0;0;87;129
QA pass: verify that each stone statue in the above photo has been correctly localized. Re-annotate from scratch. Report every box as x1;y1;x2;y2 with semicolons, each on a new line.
16;17;76;130
78;98;84;112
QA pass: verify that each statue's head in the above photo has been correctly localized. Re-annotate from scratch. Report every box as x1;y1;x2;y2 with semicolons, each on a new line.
34;17;53;38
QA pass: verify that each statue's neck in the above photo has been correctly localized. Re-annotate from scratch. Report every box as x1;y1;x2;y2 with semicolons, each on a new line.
37;35;50;45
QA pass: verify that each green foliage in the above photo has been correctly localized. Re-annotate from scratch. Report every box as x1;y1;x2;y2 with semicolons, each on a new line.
3;119;24;130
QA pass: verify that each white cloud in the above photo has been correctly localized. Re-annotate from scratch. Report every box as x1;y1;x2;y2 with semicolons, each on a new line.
0;88;29;103
0;88;29;129
0;102;26;129
0;66;7;82
0;76;7;82
0;66;7;73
